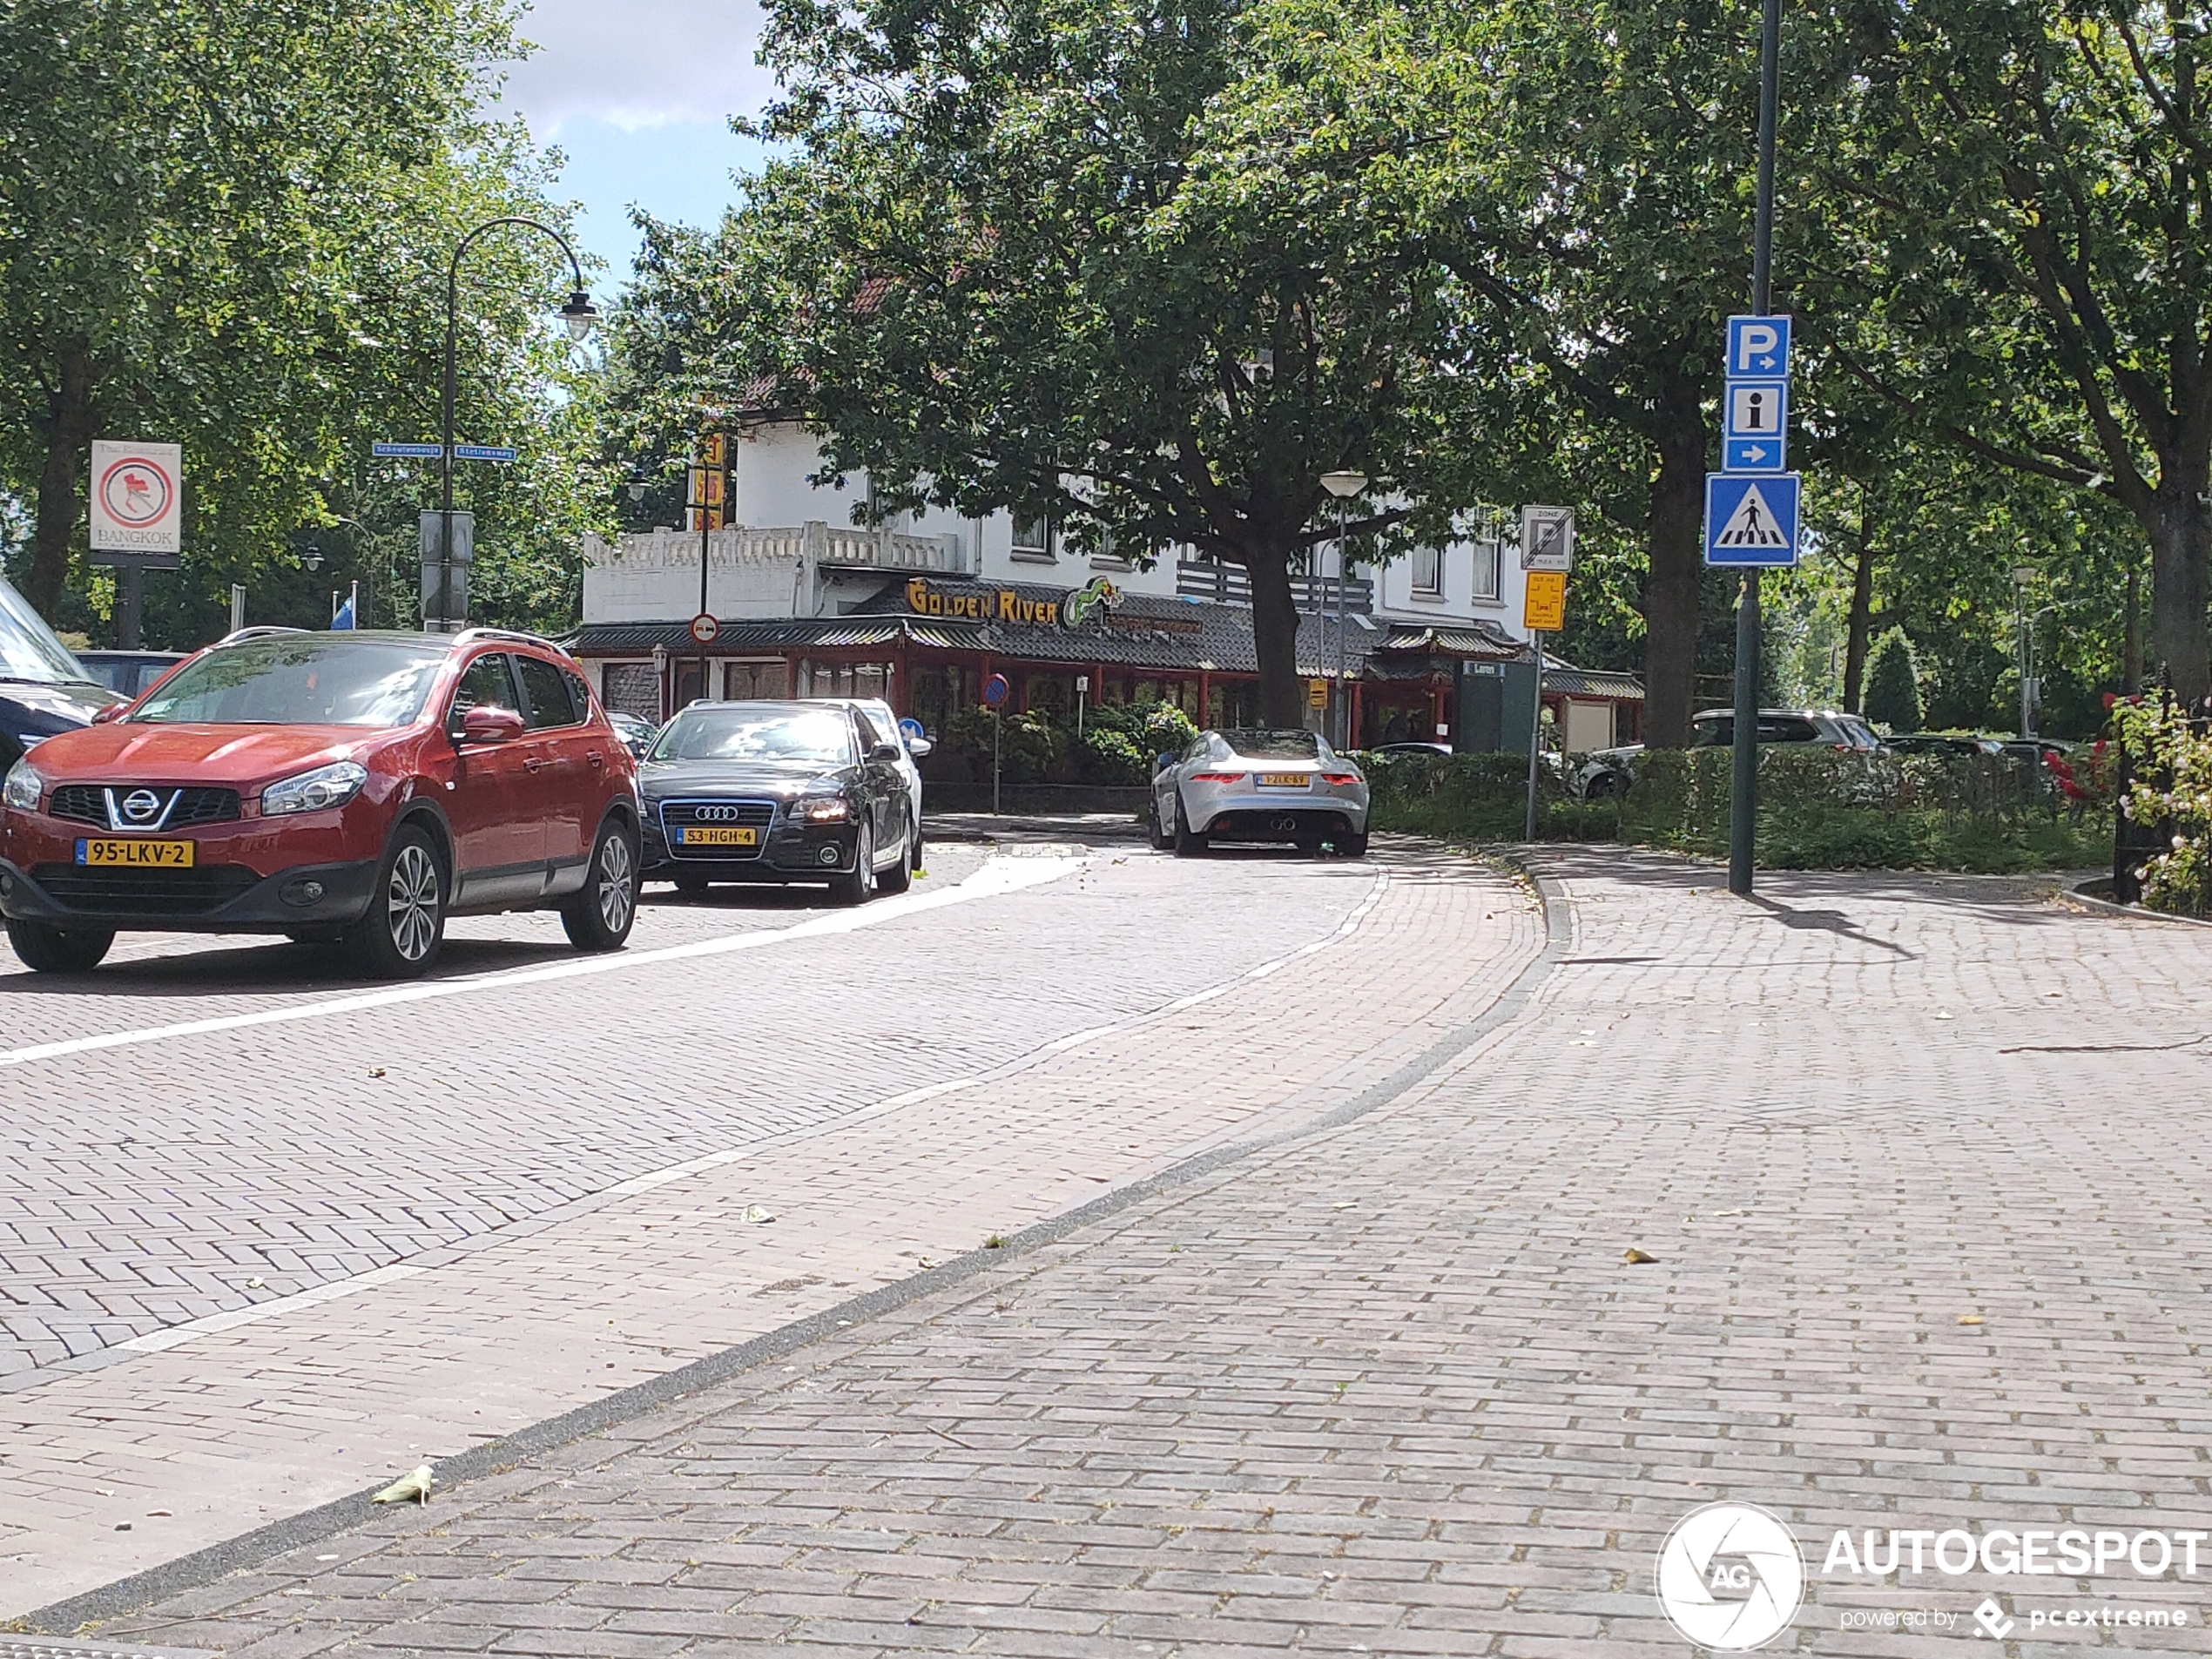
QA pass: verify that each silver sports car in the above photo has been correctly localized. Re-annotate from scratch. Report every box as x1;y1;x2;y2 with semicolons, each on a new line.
1148;728;1370;857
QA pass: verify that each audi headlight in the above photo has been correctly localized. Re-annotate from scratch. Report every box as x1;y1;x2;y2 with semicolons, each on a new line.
2;757;43;812
788;793;850;823
261;759;368;817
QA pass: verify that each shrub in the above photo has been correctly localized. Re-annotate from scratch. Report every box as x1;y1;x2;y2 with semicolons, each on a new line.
2114;698;2212;915
1076;724;1150;785
1864;628;1922;732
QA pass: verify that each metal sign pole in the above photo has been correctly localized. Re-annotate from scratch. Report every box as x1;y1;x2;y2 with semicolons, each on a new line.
1525;631;1546;841
1728;0;1784;896
993;708;1002;816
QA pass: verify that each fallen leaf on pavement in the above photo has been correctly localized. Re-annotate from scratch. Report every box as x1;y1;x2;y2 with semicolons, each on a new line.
1622;1247;1658;1264
740;1204;776;1224
1957;1314;1984;1325
367;1068;387;1078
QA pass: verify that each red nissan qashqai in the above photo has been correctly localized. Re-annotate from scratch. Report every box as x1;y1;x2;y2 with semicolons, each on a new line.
0;627;641;978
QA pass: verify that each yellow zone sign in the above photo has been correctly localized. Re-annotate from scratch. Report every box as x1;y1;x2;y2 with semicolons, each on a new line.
1523;570;1568;632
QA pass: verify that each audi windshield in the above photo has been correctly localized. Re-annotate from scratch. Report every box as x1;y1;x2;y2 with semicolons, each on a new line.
647;705;855;765
129;634;449;727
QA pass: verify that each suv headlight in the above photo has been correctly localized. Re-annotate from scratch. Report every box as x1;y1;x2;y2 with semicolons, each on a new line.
787;792;850;823
3;757;43;812
261;759;368;817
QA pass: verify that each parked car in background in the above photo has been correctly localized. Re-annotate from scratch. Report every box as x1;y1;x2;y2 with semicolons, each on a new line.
637;700;915;903
1149;729;1369;857
0;576;123;774
75;650;185;701
1885;733;2006;759
807;696;931;873
608;711;658;760
2;627;640;977
1576;708;1884;799
1367;740;1453;759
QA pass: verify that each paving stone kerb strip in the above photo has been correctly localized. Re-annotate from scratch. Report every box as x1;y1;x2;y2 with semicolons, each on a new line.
18;854;1569;1640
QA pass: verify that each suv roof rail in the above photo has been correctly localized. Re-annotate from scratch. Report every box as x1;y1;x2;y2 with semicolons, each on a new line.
217;625;309;645
452;626;555;651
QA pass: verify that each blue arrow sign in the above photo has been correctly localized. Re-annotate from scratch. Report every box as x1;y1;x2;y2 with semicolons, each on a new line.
372;442;444;459
1704;473;1802;567
1726;314;1791;379
1723;434;1788;472
451;444;517;462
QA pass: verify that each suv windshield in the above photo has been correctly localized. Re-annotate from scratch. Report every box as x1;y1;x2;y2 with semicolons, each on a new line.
0;576;95;686
130;635;449;726
650;706;854;765
1221;729;1323;760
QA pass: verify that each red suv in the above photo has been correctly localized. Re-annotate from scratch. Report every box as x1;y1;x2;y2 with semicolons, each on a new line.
0;627;641;978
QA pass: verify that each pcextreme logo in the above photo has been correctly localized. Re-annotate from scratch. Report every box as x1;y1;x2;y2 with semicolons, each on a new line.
1655;1502;1806;1649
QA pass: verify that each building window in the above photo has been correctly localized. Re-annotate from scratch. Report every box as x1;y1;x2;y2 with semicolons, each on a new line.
1011;516;1054;562
723;659;787;699
1412;545;1443;596
1090;527;1132;570
1471;536;1502;600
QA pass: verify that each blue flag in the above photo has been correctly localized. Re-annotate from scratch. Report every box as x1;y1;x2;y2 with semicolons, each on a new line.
331;593;356;631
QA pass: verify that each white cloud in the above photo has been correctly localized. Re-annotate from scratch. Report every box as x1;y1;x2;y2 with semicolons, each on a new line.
495;0;779;136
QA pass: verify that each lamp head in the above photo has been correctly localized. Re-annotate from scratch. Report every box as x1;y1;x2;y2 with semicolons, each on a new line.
560;289;599;341
1320;470;1368;499
302;545;323;572
627;482;648;502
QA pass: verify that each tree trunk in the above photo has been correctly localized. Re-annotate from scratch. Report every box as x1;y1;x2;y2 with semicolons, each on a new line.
1242;539;1305;727
30;345;98;621
2146;470;2212;705
1640;374;1707;747
1842;487;1876;713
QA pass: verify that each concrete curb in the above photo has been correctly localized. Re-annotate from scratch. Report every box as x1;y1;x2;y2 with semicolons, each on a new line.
2063;876;2212;928
22;852;1571;1640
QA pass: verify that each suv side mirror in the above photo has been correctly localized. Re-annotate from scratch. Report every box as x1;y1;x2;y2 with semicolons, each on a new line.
91;704;125;725
455;705;524;745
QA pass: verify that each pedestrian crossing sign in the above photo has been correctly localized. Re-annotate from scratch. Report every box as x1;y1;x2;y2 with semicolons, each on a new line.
1703;473;1801;567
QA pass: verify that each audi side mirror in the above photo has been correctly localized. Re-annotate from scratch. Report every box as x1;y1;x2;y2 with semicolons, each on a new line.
455;705;524;745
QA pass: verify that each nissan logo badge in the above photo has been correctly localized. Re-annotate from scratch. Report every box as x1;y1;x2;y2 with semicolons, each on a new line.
121;788;163;823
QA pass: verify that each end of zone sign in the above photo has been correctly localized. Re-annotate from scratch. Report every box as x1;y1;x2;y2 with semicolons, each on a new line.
1703;473;1801;567
90;441;182;554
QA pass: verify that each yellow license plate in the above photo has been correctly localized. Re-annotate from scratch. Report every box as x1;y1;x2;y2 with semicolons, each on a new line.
1256;773;1311;788
78;837;195;867
679;826;758;846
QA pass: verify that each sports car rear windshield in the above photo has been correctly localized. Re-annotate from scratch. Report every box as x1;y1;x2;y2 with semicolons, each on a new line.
1220;730;1322;759
130;636;448;726
650;706;854;765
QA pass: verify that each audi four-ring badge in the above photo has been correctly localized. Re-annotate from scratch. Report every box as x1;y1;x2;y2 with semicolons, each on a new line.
636;700;915;906
0;629;642;978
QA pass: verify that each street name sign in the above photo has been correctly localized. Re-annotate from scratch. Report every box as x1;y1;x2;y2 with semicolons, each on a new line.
89;441;182;554
373;441;444;459
1703;473;1801;566
451;444;517;462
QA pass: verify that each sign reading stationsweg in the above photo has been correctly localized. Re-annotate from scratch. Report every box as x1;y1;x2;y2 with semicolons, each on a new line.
89;441;182;554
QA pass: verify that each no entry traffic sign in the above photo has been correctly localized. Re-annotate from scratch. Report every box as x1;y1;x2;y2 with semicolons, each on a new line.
90;441;182;554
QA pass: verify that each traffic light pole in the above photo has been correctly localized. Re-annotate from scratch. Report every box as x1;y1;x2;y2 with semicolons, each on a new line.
1728;0;1783;896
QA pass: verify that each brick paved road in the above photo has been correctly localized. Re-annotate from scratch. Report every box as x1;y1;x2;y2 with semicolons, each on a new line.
54;846;2212;1658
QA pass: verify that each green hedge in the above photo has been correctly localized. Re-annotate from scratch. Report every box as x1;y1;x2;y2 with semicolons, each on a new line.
1362;747;2112;873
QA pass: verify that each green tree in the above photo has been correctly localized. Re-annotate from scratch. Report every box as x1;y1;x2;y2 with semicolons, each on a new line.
0;0;592;637
1862;626;1920;732
1825;0;2212;701
605;0;1493;724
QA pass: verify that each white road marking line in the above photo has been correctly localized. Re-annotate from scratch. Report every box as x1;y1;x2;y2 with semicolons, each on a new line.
0;855;1079;1070
118;1264;426;1353
81;863;1399;1363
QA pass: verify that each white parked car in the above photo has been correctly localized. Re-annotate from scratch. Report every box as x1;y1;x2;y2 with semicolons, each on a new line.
1576;707;1885;799
807;697;931;872
1148;728;1370;858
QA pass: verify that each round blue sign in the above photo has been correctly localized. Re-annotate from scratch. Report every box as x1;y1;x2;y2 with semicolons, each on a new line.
898;717;926;743
981;672;1011;708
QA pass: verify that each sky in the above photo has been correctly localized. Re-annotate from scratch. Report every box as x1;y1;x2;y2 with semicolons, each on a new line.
492;0;778;286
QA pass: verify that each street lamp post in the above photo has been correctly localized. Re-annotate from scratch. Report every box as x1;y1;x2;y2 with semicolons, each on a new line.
1320;471;1367;748
2011;565;2039;737
435;217;597;631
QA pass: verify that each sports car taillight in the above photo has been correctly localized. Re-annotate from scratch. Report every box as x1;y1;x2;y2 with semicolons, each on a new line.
1189;772;1244;784
1319;771;1360;785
